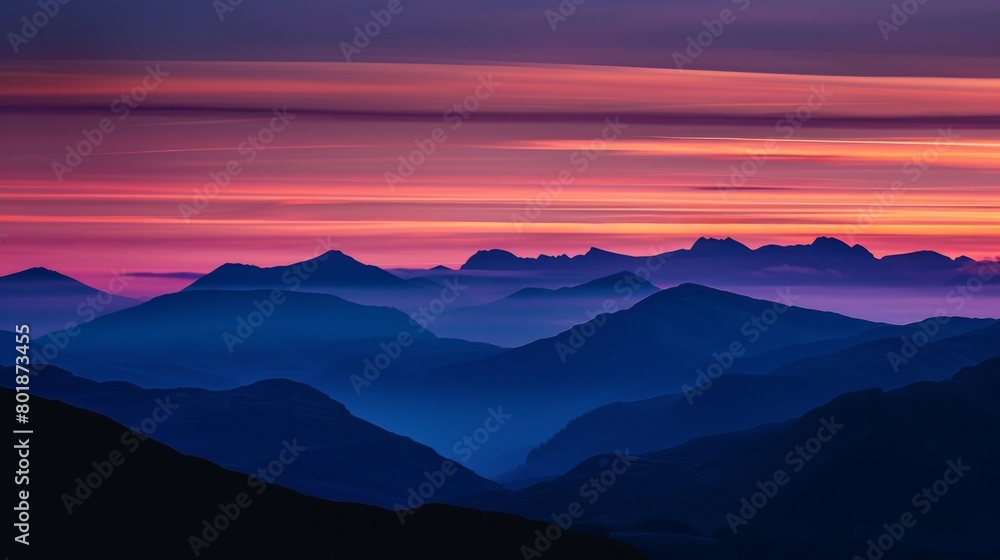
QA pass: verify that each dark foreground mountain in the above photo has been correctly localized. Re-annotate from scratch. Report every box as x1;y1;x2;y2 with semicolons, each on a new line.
0;365;499;508
9;388;646;559
473;358;1000;560
0;267;140;335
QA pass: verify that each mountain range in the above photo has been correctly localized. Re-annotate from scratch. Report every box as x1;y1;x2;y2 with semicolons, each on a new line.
0;267;140;335
12;386;645;559
505;319;1000;483
469;357;1000;560
0;364;501;508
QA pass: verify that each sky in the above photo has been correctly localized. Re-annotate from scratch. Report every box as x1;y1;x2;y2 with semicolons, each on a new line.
1;0;998;295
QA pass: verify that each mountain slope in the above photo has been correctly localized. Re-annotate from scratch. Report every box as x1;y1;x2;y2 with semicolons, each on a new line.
429;271;660;347
23;289;500;388
349;284;883;476
0;365;500;508
477;358;1000;560
505;320;1000;483
183;249;442;312
10;387;646;559
457;237;995;289
0;267;140;335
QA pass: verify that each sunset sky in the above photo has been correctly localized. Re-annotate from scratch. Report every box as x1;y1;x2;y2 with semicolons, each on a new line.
1;0;997;296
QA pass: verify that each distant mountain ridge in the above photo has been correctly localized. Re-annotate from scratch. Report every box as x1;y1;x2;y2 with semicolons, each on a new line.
183;249;441;312
0;267;140;335
457;236;995;288
428;271;660;347
15;288;500;388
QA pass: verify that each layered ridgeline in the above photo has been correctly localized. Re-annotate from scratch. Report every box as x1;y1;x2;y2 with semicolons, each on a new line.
455;237;997;288
0;364;501;509
343;284;889;476
0;267;140;335
183;249;444;313
505;320;1000;484
12;288;501;388
469;358;1000;560
426;271;660;347
10;388;646;560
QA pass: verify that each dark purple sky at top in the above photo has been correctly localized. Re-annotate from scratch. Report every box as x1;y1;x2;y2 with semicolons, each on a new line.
2;0;999;76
